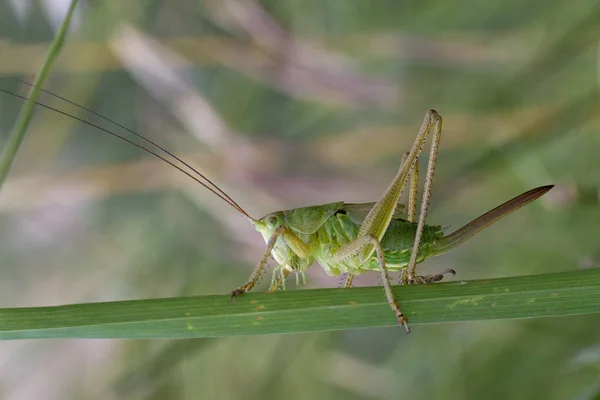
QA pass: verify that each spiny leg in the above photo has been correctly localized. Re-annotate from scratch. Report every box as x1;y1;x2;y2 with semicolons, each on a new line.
267;268;290;293
269;267;281;290
400;152;419;223
369;235;410;333
354;109;439;259
266;228;311;293
343;274;355;288
231;226;285;297
398;152;420;285
399;115;455;284
333;235;410;332
332;110;440;331
404;112;444;283
396;152;418;287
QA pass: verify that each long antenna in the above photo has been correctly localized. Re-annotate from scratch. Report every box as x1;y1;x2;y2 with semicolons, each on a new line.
1;88;255;222
8;77;249;219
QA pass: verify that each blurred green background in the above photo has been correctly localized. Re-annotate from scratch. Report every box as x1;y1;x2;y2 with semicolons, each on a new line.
1;0;599;399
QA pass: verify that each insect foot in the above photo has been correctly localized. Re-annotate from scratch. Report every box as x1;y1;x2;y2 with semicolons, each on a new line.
230;285;250;298
398;313;411;334
409;269;456;284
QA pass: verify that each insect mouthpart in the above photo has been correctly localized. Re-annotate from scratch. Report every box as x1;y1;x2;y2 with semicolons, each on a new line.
251;219;265;231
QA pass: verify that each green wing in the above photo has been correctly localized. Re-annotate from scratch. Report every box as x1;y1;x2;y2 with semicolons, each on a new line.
284;202;344;234
342;202;406;225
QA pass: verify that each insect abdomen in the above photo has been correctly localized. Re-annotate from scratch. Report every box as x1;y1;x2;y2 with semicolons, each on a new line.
379;219;445;270
313;212;444;276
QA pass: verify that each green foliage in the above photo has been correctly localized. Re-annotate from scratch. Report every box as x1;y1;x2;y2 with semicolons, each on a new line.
0;0;79;187
0;269;598;339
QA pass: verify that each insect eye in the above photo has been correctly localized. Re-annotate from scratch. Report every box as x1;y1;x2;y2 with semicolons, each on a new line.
268;216;279;226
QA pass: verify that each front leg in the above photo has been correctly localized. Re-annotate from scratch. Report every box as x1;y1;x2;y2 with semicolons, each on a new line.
231;226;285;297
232;226;309;297
267;268;290;293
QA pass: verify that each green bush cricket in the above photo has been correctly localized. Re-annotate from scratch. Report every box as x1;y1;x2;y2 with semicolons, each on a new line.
3;83;553;333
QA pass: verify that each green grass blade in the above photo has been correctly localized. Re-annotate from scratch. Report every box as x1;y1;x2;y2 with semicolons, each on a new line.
0;0;79;188
0;269;598;339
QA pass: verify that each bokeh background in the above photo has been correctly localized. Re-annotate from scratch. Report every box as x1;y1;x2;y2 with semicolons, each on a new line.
1;0;600;399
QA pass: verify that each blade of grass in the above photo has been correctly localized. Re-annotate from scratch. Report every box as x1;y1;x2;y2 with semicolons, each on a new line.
0;0;79;188
0;269;598;339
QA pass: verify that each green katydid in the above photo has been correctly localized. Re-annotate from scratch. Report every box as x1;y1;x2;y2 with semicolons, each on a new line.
3;82;552;333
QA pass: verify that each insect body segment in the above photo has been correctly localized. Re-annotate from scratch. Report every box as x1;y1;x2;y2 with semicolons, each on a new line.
254;204;445;281
378;218;445;269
